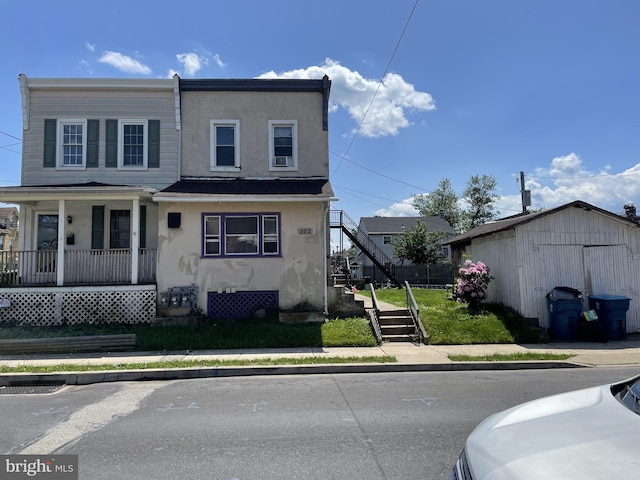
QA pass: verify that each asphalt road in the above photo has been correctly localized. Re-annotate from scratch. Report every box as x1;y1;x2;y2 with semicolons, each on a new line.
2;367;639;479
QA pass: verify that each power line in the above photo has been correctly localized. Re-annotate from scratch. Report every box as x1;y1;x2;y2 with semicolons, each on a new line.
331;0;419;177
330;150;432;193
0;131;22;142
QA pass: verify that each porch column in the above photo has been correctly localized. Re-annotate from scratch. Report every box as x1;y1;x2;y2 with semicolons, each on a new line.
56;199;66;286
131;198;139;284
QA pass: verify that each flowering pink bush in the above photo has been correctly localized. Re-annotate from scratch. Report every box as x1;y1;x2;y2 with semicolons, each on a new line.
454;259;492;309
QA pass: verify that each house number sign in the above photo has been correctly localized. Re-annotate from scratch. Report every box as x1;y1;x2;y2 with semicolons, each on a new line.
298;228;313;235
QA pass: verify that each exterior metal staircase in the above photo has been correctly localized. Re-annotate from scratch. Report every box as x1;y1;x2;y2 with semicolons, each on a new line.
330;210;399;286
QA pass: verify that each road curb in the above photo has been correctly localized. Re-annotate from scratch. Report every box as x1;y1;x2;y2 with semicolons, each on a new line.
0;361;588;386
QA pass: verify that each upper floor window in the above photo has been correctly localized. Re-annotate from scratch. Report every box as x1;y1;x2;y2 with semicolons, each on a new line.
383;236;392;245
268;120;298;171
210;120;240;171
202;213;280;258
118;119;148;169
58;119;87;168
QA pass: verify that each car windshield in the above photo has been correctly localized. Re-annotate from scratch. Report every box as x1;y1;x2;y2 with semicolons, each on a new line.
615;377;640;415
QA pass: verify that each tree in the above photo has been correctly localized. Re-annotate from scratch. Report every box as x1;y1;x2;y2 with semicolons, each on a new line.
460;174;499;231
412;178;462;232
392;220;448;266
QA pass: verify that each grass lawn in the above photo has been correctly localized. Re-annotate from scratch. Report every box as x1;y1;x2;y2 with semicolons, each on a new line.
362;288;549;344
0;317;378;351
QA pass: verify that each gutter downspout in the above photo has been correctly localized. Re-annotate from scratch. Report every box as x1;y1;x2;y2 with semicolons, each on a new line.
323;201;329;315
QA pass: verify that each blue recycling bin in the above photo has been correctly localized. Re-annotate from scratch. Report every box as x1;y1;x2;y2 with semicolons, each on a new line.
588;295;630;340
547;287;583;341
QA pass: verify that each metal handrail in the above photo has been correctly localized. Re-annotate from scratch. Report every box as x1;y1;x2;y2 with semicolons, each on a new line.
368;283;383;343
405;281;429;344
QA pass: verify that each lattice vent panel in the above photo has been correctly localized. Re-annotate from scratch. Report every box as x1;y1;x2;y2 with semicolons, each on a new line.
0;289;156;326
207;291;279;319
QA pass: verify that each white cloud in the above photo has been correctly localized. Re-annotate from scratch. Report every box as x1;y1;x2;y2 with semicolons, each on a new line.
493;153;640;217
374;198;419;217
167;69;180;79
86;43;95;53
257;58;436;137
213;54;226;68
176;53;208;76
98;51;151;75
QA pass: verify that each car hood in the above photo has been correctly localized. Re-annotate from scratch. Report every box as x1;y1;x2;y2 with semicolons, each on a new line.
466;383;640;480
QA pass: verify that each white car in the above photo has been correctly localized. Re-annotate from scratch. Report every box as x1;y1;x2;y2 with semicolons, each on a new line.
452;374;640;479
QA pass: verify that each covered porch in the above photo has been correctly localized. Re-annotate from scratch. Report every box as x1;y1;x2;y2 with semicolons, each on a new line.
0;184;158;287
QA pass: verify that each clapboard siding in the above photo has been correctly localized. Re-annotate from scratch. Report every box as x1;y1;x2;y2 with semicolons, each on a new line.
457;204;640;332
22;89;179;190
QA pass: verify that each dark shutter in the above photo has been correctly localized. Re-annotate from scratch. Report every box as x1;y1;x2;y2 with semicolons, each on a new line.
43;119;56;167
105;119;118;168
139;205;147;249
91;206;105;249
87;119;99;167
148;119;160;168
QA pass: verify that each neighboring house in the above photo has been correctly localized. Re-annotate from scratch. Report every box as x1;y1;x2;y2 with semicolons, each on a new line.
445;200;640;333
153;77;335;318
0;206;19;254
0;74;181;324
353;216;455;285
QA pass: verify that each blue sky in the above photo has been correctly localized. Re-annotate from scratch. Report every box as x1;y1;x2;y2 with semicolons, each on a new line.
1;0;639;228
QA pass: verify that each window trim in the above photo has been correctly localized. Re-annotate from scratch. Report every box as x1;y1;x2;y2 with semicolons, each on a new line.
201;212;281;258
57;118;87;170
117;119;148;170
210;119;240;171
268;120;298;171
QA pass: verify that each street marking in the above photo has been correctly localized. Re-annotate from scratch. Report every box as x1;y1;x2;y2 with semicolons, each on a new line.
20;383;159;454
156;402;199;412
32;406;70;416
402;397;438;407
237;401;268;413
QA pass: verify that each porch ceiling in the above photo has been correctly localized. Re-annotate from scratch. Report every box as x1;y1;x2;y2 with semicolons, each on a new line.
0;183;157;204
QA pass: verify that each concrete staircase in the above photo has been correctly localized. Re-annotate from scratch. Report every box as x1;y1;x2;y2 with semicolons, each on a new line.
378;308;417;342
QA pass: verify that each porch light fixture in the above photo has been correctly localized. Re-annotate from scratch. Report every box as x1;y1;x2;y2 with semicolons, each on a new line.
66;215;72;224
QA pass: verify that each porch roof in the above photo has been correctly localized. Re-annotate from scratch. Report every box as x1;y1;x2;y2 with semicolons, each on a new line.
154;178;336;202
0;182;157;204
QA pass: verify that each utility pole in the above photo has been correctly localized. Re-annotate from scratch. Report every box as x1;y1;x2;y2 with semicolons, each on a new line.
520;171;531;213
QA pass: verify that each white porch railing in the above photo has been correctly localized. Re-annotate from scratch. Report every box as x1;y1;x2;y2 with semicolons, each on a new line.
0;249;156;286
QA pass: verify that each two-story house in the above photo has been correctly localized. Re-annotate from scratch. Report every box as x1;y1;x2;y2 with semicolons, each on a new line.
153;77;335;318
0;74;335;325
0;74;180;324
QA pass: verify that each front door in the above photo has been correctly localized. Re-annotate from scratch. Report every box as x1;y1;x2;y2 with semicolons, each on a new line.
34;214;58;282
37;214;58;250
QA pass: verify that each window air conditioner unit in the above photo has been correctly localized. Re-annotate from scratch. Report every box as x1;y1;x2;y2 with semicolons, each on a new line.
274;156;290;167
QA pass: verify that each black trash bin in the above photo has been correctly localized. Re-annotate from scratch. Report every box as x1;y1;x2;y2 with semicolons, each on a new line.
588;295;630;340
546;287;583;341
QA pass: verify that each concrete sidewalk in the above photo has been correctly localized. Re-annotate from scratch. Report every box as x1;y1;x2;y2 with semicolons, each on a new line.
1;337;640;387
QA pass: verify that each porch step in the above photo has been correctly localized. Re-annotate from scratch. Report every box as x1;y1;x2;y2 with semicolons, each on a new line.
377;308;416;342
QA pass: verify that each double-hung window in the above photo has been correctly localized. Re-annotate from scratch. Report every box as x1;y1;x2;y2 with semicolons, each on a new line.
210;120;240;171
202;213;280;257
268;120;297;171
118;119;148;168
58;119;87;169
